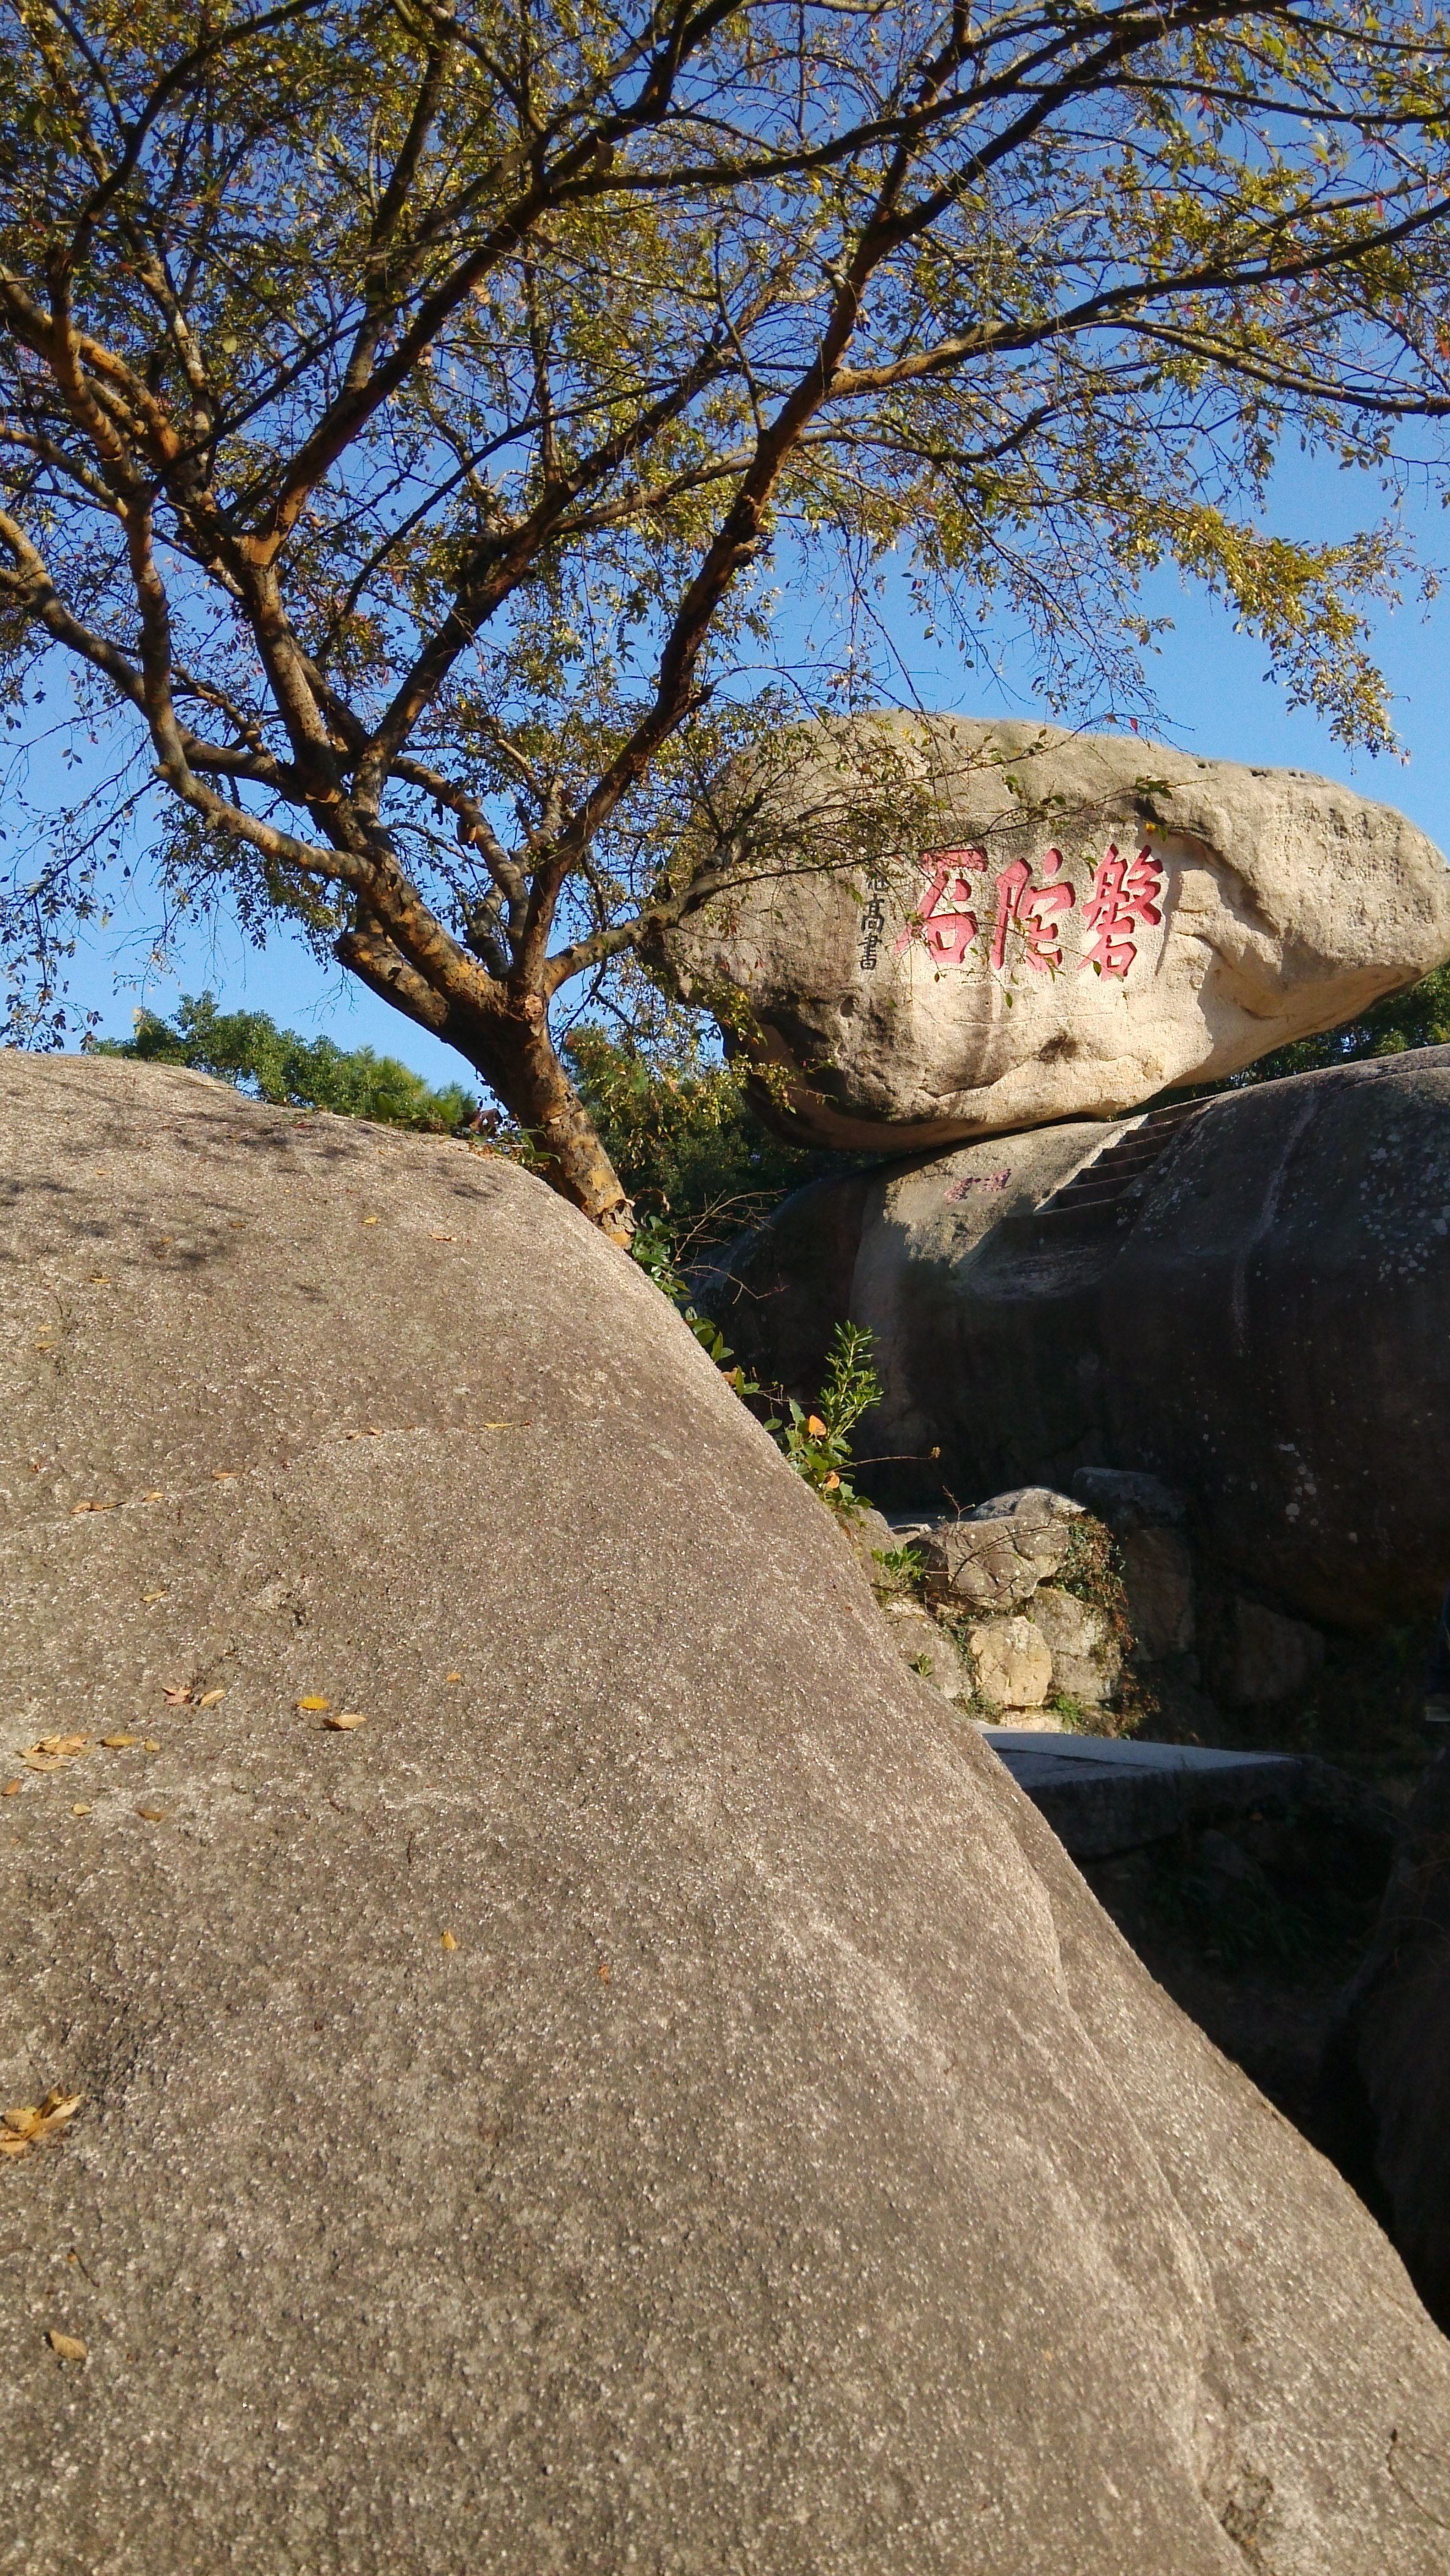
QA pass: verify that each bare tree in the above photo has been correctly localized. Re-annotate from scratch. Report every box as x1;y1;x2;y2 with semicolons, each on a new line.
5;0;1450;1235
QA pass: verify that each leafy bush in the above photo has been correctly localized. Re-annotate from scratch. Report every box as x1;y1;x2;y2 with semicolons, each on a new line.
563;1014;861;1248
98;993;479;1133
764;1322;882;1512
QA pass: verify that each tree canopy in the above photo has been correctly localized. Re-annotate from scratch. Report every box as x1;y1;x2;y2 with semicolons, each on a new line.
6;0;1450;1232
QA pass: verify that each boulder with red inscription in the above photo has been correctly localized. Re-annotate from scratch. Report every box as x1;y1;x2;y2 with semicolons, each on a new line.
663;715;1450;1148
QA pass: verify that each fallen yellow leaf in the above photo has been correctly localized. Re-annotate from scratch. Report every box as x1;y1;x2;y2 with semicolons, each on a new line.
47;2330;87;2362
37;1735;88;1757
160;1685;191;1705
598;1961;612;1983
440;1930;457;1951
323;1711;366;1731
196;1688;225;1708
445;1672;462;1685
1;1781;19;1797
88;1273;110;1285
212;1470;236;1483
296;1694;330;1712
430;1230;457;1242
362;1215;380;1225
144;1740;160;1754
70;1500;113;1516
1;2091;83;2159
70;1803;92;1818
135;1806;167;1822
141;1587;166;1600
101;1734;140;1750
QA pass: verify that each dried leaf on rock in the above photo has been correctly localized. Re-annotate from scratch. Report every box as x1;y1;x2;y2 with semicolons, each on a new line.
47;2330;87;2362
1;2090;83;2160
440;1930;457;1951
1;1780;19;1796
135;1806;167;1822
70;1803;92;1818
323;1711;366;1730
160;1685;192;1706
144;1740;160;1753
101;1734;140;1750
295;1695;330;1712
196;1688;225;1708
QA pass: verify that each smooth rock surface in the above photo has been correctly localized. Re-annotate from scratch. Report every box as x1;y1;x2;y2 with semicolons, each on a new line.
1071;1472;1196;1660
1332;1749;1450;2332
705;1054;1450;1628
4;1055;1450;2574
664;716;1450;1148
1207;1597;1328;1706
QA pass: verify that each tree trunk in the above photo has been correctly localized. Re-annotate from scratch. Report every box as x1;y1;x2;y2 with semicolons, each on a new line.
336;923;634;1242
492;1018;636;1244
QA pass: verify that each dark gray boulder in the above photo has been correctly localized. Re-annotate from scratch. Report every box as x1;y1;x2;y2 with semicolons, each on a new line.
706;1052;1450;1629
3;1053;1449;2573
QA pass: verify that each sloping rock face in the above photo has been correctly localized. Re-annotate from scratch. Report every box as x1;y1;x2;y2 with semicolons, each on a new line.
3;1053;1448;2575
704;1051;1450;1628
663;716;1450;1148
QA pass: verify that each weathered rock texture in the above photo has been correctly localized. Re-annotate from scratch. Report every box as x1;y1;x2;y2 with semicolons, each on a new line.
705;1052;1450;1629
3;1054;1449;2573
664;716;1450;1148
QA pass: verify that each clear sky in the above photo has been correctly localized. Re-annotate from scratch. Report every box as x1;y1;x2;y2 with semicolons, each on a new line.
47;446;1450;1095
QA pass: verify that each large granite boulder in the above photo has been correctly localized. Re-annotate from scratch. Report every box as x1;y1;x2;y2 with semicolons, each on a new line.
664;716;1450;1148
4;1052;1450;2571
704;1050;1450;1630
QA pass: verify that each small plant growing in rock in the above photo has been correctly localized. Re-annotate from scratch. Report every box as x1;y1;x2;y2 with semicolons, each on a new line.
765;1324;882;1512
631;1216;758;1396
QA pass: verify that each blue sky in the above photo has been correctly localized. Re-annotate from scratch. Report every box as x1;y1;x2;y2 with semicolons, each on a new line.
47;447;1450;1095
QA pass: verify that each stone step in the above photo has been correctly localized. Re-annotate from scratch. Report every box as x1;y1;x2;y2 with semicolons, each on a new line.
983;1728;1305;1860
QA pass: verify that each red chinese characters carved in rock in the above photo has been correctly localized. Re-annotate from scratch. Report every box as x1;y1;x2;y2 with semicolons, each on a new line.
1080;843;1165;978
893;847;985;964
990;847;1076;975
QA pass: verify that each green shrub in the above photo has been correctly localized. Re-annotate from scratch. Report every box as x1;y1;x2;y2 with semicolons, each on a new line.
99;992;478;1133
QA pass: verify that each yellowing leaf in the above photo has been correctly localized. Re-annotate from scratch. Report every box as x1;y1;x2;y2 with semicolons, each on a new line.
1;1781;18;1797
47;2331;87;2362
141;1587;165;1599
362;1215;379;1226
70;1500;113;1516
295;1695;330;1712
445;1672;462;1685
135;1806;167;1822
806;1415;827;1438
196;1688;225;1708
4;2106;42;2139
36;1735;88;1758
70;1803;92;1818
824;1472;841;1492
211;1470;236;1483
323;1711;366;1730
430;1230;456;1241
160;1685;191;1705
440;1930;457;1951
144;1740;160;1754
101;1734;140;1750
